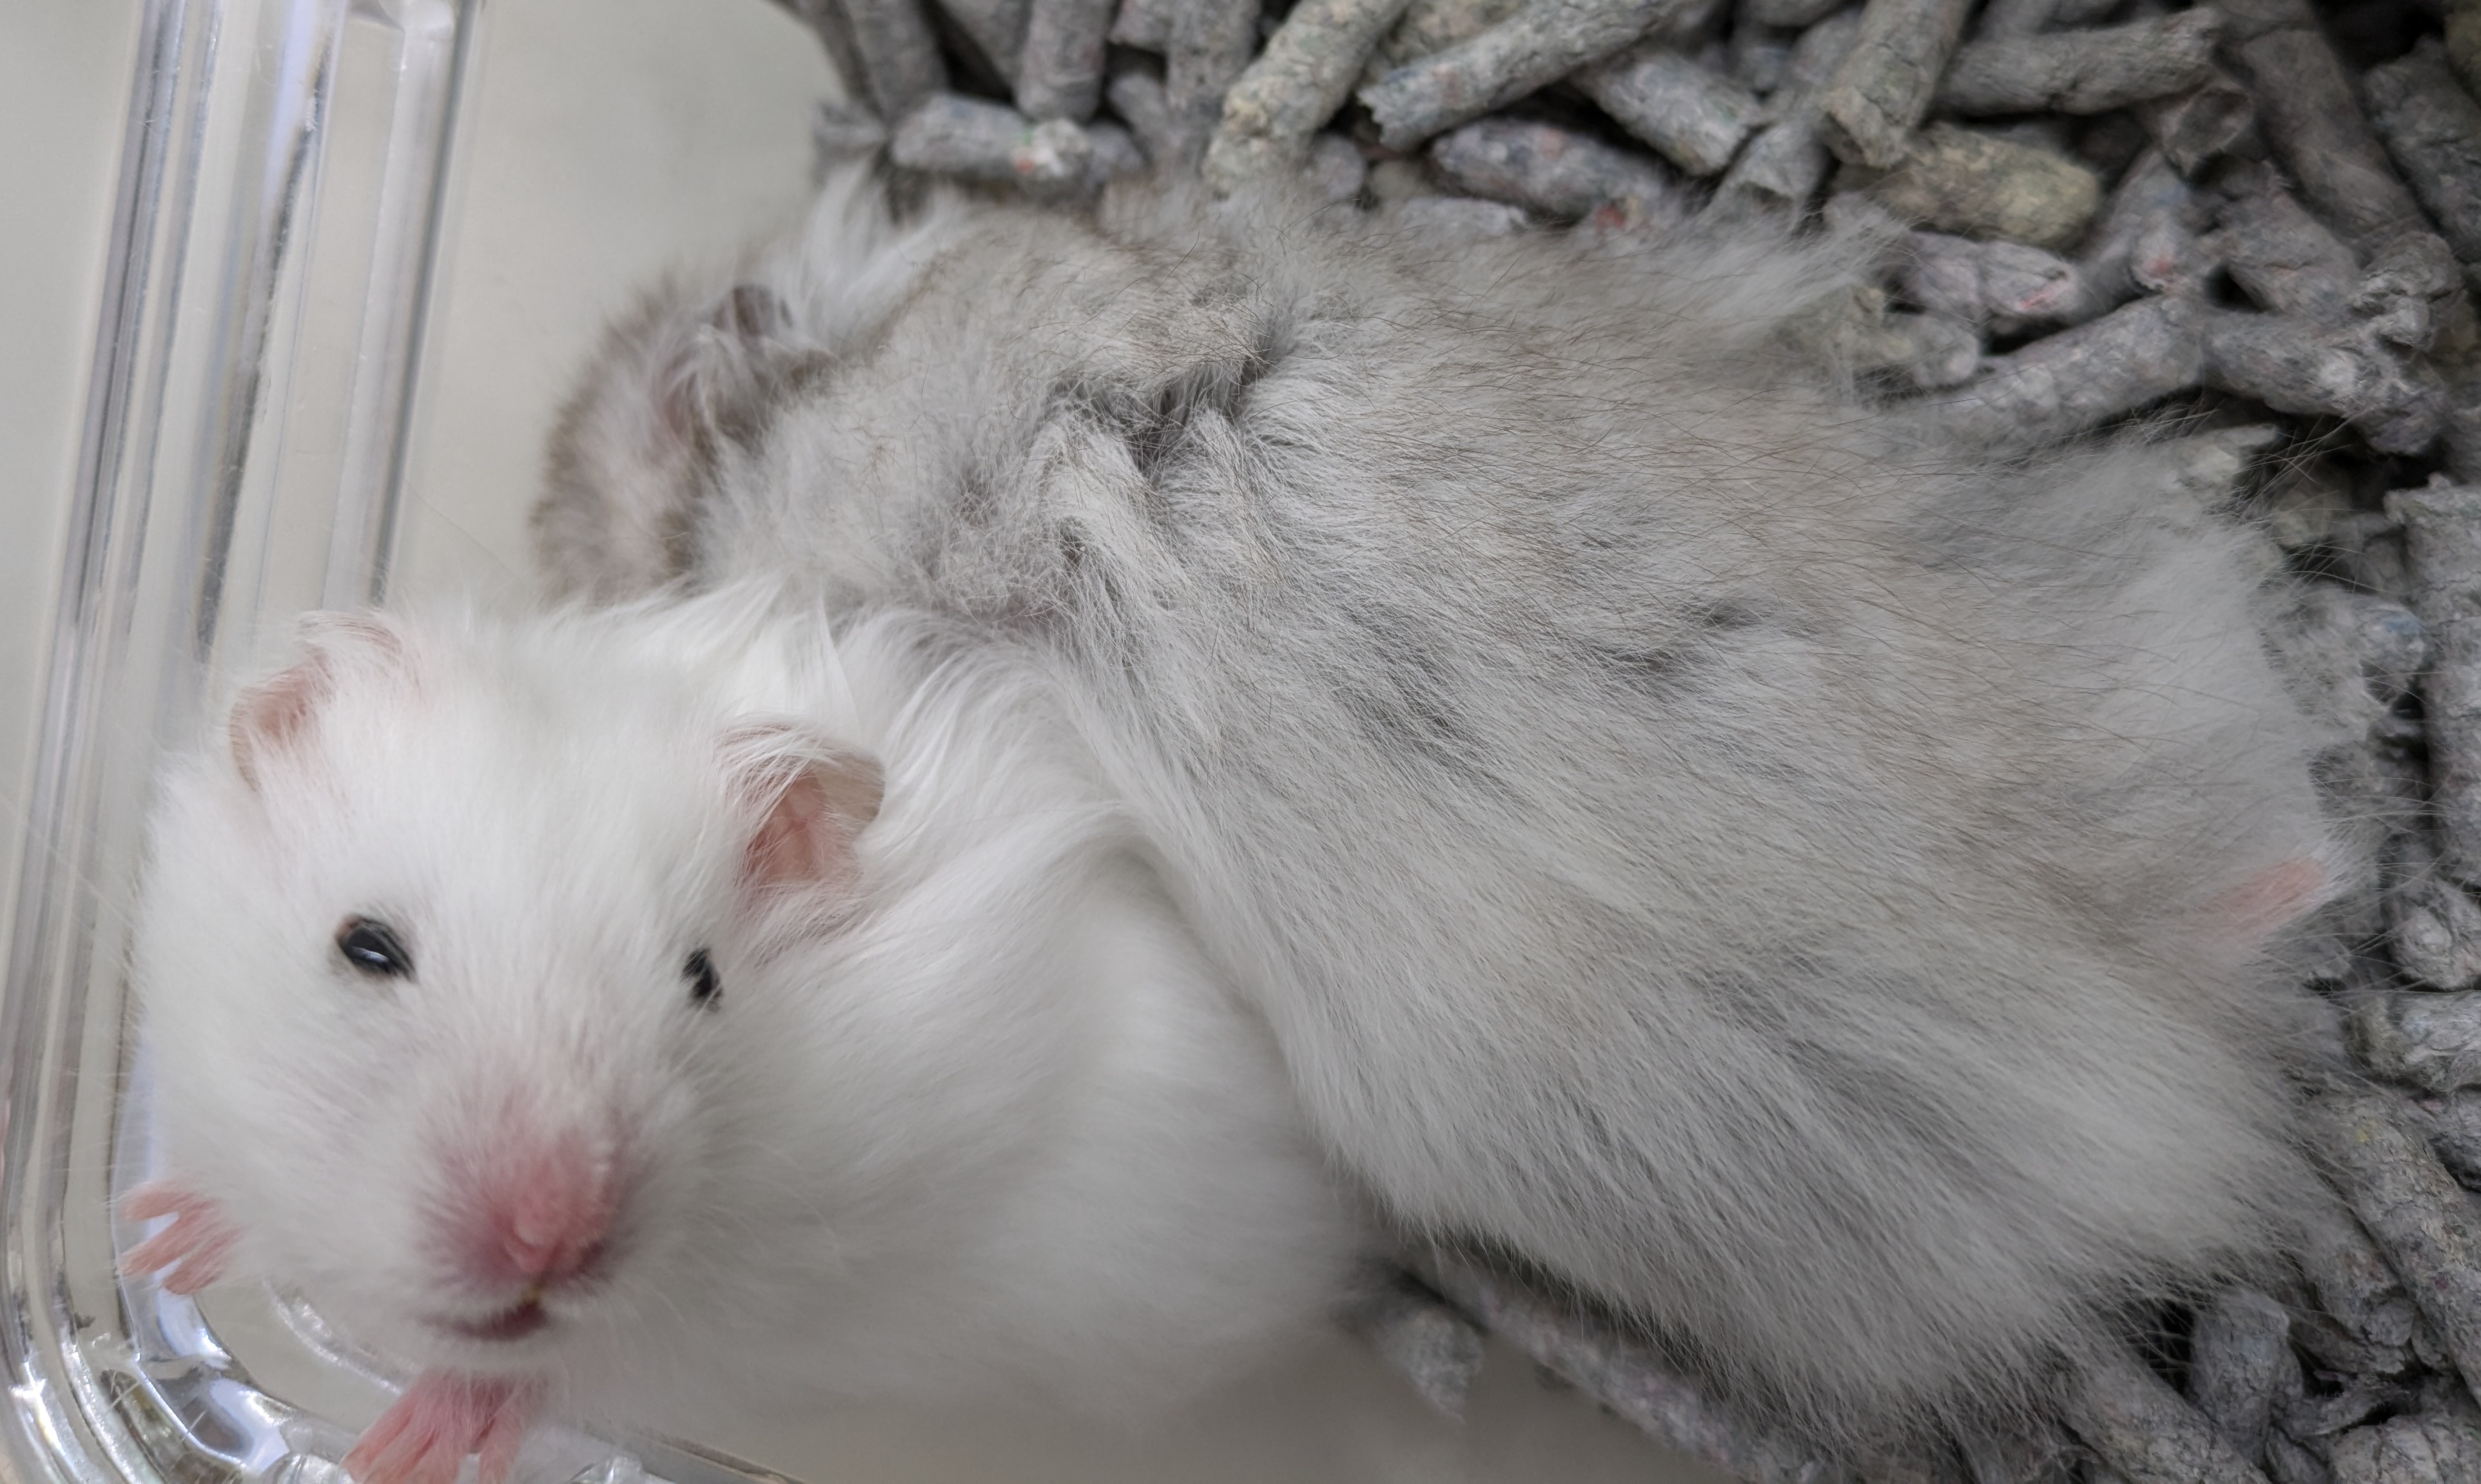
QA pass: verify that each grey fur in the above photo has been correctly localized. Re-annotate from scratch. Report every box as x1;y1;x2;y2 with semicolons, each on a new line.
538;277;818;602
536;172;2340;1445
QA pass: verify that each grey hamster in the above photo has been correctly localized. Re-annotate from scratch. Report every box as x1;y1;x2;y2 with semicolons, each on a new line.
556;168;2341;1443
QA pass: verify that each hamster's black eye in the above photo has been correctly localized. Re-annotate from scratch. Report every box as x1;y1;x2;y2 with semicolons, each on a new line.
684;949;721;1010
336;917;413;979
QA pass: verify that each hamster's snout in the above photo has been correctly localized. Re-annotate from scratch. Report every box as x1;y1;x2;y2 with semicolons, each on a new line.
480;1135;612;1287
430;1121;626;1342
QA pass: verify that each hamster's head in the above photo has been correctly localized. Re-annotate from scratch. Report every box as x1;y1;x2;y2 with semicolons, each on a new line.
131;611;882;1379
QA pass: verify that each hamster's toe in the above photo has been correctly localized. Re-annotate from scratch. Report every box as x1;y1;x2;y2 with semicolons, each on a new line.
343;1373;540;1484
119;1180;238;1294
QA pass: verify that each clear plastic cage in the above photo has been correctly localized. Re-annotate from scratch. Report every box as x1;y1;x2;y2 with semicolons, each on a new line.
0;5;781;1484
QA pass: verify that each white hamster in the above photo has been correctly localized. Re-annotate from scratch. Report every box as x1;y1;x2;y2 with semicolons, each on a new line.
538;169;2346;1445
132;164;2345;1476
126;596;1367;1477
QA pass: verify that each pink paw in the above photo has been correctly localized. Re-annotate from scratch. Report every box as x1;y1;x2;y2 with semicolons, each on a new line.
344;1373;540;1484
119;1180;238;1295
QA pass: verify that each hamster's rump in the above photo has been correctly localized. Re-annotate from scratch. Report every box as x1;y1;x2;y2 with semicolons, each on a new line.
541;175;2339;1442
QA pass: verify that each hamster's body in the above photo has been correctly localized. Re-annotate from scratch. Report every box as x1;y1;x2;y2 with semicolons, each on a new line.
132;598;1362;1438
541;173;2342;1441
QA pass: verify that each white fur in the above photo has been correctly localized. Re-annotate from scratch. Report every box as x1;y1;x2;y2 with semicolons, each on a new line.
133;592;1364;1434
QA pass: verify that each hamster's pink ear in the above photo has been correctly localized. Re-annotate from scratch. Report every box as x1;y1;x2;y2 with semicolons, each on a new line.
228;613;405;793
230;657;331;793
724;724;884;899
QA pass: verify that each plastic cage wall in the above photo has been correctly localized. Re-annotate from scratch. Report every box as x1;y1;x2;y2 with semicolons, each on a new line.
1;5;788;1484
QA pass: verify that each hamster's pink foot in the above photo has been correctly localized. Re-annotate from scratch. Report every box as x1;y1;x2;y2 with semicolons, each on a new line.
2211;855;2330;942
344;1373;540;1484
119;1181;238;1295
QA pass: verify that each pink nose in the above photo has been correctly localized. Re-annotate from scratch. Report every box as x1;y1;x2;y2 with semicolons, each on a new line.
471;1132;616;1287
